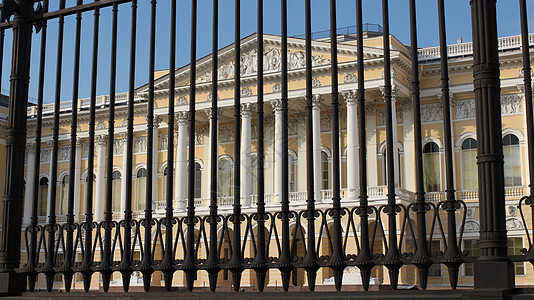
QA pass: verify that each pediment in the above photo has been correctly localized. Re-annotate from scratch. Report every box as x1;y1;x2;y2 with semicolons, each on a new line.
136;33;386;96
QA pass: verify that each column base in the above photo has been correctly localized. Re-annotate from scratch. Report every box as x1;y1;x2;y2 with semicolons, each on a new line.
474;259;515;289
0;272;26;296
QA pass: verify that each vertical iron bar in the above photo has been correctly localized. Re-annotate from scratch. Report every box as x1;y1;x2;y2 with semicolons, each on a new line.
43;0;66;291
251;0;268;291
327;0;346;292
99;1;118;292
275;0;294;292
301;0;319;291
183;0;198;291
117;0;137;291
409;0;432;290
470;0;514;289
0;0;33;282
25;0;49;292
437;0;462;289
520;0;534;265
159;0;177;290
227;0;244;292
204;0;220;292
139;0;157;292
80;2;100;292
354;0;374;291
381;0;402;289
60;0;82;292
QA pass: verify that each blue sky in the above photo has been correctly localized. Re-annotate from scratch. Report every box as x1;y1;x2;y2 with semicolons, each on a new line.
1;0;532;104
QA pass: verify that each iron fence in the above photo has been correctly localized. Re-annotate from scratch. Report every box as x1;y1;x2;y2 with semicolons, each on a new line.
0;0;531;296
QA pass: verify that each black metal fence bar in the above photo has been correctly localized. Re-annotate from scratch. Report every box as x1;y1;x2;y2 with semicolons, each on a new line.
380;0;402;290
471;0;514;289
183;0;198;291
0;0;528;296
409;0;432;290
354;0;373;292
437;0;464;289
204;0;219;292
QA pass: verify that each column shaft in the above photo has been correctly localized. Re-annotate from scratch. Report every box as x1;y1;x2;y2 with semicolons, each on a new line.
312;95;323;203
272;100;283;203
152;117;160;206
175;112;188;211
343;91;359;201
120;134;128;220
95;135;107;222
23;144;36;225
240;104;253;207
74;140;82;222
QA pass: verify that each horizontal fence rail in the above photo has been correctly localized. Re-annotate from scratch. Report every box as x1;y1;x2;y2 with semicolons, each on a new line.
0;0;531;296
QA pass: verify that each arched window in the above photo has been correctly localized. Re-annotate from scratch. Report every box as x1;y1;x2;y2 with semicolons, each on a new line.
38;177;49;217
218;159;233;197
461;138;478;190
503;134;521;186
288;152;297;193
321;151;330;190
423;142;441;192
135;168;147;211
112;171;121;213
59;175;69;215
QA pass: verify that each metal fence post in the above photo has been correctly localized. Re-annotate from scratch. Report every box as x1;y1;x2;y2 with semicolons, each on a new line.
470;0;514;290
0;0;34;296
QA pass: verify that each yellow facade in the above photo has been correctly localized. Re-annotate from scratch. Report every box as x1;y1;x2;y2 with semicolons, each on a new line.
8;31;534;291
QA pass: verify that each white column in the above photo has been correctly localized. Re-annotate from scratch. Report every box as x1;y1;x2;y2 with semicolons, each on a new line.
403;99;416;192
152;116;161;207
73;139;83;222
312;95;323;203
271;99;283;203
23;143;36;225
264;117;275;199
46;141;54;217
518;84;531;184
366;103;379;187
380;85;400;187
296;113;307;195
240;103;254;207
95;135;107;222
120;133;128;220
203;108;222;205
175;111;188;211
342;90;359;201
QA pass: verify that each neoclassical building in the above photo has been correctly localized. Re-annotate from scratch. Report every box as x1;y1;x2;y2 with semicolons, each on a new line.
18;28;534;290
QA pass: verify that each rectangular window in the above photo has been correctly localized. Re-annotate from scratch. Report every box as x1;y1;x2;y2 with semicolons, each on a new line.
463;239;480;276
508;237;525;275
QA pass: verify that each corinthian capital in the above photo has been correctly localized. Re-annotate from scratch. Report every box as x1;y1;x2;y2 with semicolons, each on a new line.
341;90;358;105
312;94;324;108
241;103;255;117
175;111;189;125
95;135;108;146
270;99;283;112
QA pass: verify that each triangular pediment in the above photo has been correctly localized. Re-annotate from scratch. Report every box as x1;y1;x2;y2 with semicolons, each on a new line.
136;33;387;97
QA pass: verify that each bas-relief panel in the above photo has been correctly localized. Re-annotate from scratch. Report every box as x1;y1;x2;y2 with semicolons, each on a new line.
59;146;71;162
113;139;123;155
133;137;147;153
377;107;404;126
454;95;521;120
197;47;331;83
